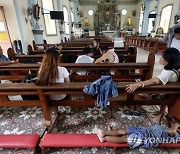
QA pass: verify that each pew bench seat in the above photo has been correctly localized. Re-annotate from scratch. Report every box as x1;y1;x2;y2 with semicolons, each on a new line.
40;134;180;148
0;134;40;149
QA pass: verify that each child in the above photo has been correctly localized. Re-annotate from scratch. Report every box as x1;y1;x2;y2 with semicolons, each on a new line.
126;48;180;115
95;120;180;148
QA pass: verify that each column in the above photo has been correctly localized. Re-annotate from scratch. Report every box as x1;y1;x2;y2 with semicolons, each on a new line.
69;1;74;40
153;0;160;32
141;0;150;36
13;0;27;53
57;0;65;42
177;1;180;16
72;0;79;25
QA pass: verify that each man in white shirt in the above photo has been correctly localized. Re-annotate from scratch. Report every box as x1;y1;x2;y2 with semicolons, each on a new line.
75;47;94;75
170;27;180;52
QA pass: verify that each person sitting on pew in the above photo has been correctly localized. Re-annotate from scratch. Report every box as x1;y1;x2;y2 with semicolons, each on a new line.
95;45;119;64
95;44;119;75
0;46;17;66
74;47;94;75
126;48;180;115
35;46;70;100
164;20;180;47
95;115;180;148
170;27;180;52
92;39;101;55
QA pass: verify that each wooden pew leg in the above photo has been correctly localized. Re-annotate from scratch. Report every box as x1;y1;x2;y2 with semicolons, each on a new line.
42;103;51;122
41;147;47;154
0;95;9;101
168;96;180;120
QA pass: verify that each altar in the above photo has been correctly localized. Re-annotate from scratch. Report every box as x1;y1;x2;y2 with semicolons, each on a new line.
102;31;117;37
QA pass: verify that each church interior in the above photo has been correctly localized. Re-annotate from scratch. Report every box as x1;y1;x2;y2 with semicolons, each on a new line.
0;0;180;153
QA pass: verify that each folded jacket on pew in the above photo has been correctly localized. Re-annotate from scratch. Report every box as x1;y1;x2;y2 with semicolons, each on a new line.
83;76;118;108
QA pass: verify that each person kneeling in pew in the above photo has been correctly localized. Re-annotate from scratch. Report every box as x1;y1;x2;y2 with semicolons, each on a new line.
95;115;180;148
126;48;180;115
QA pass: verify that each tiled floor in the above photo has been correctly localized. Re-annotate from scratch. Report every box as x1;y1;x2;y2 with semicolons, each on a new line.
136;48;163;77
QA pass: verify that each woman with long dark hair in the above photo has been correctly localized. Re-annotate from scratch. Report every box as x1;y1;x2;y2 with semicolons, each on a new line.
35;46;70;100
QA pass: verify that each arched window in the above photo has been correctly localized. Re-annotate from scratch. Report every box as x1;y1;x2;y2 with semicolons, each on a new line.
42;0;57;35
63;6;69;34
71;11;75;32
147;11;156;33
159;5;173;33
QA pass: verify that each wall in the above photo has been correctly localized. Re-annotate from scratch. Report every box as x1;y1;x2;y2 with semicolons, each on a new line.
61;0;71;40
38;0;61;44
15;0;34;52
117;4;137;30
134;0;180;34
1;0;64;54
148;0;179;34
157;0;179;28
0;0;20;45
80;5;96;30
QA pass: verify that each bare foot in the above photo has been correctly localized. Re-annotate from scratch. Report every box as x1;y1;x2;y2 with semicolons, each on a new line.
40;120;51;127
94;126;105;138
96;133;105;142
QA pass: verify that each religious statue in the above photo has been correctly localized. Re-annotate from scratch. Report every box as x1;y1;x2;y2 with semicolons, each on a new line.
33;1;40;21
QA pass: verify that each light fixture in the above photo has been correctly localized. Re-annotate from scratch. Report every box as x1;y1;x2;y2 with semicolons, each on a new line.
88;10;93;16
121;9;127;15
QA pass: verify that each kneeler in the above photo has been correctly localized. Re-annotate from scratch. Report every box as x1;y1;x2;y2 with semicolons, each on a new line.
40;134;180;153
0;134;40;149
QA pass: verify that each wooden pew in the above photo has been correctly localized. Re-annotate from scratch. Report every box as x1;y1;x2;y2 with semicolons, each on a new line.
0;82;179;123
14;54;44;63
0;75;26;82
32;40;48;51
125;36;167;54
147;38;158;52
0;51;154;82
27;46;137;63
0;63;152;81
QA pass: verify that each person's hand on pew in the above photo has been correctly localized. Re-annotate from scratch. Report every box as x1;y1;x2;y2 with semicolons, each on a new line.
126;77;161;93
0;60;18;66
125;82;143;93
10;59;19;64
56;45;62;52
